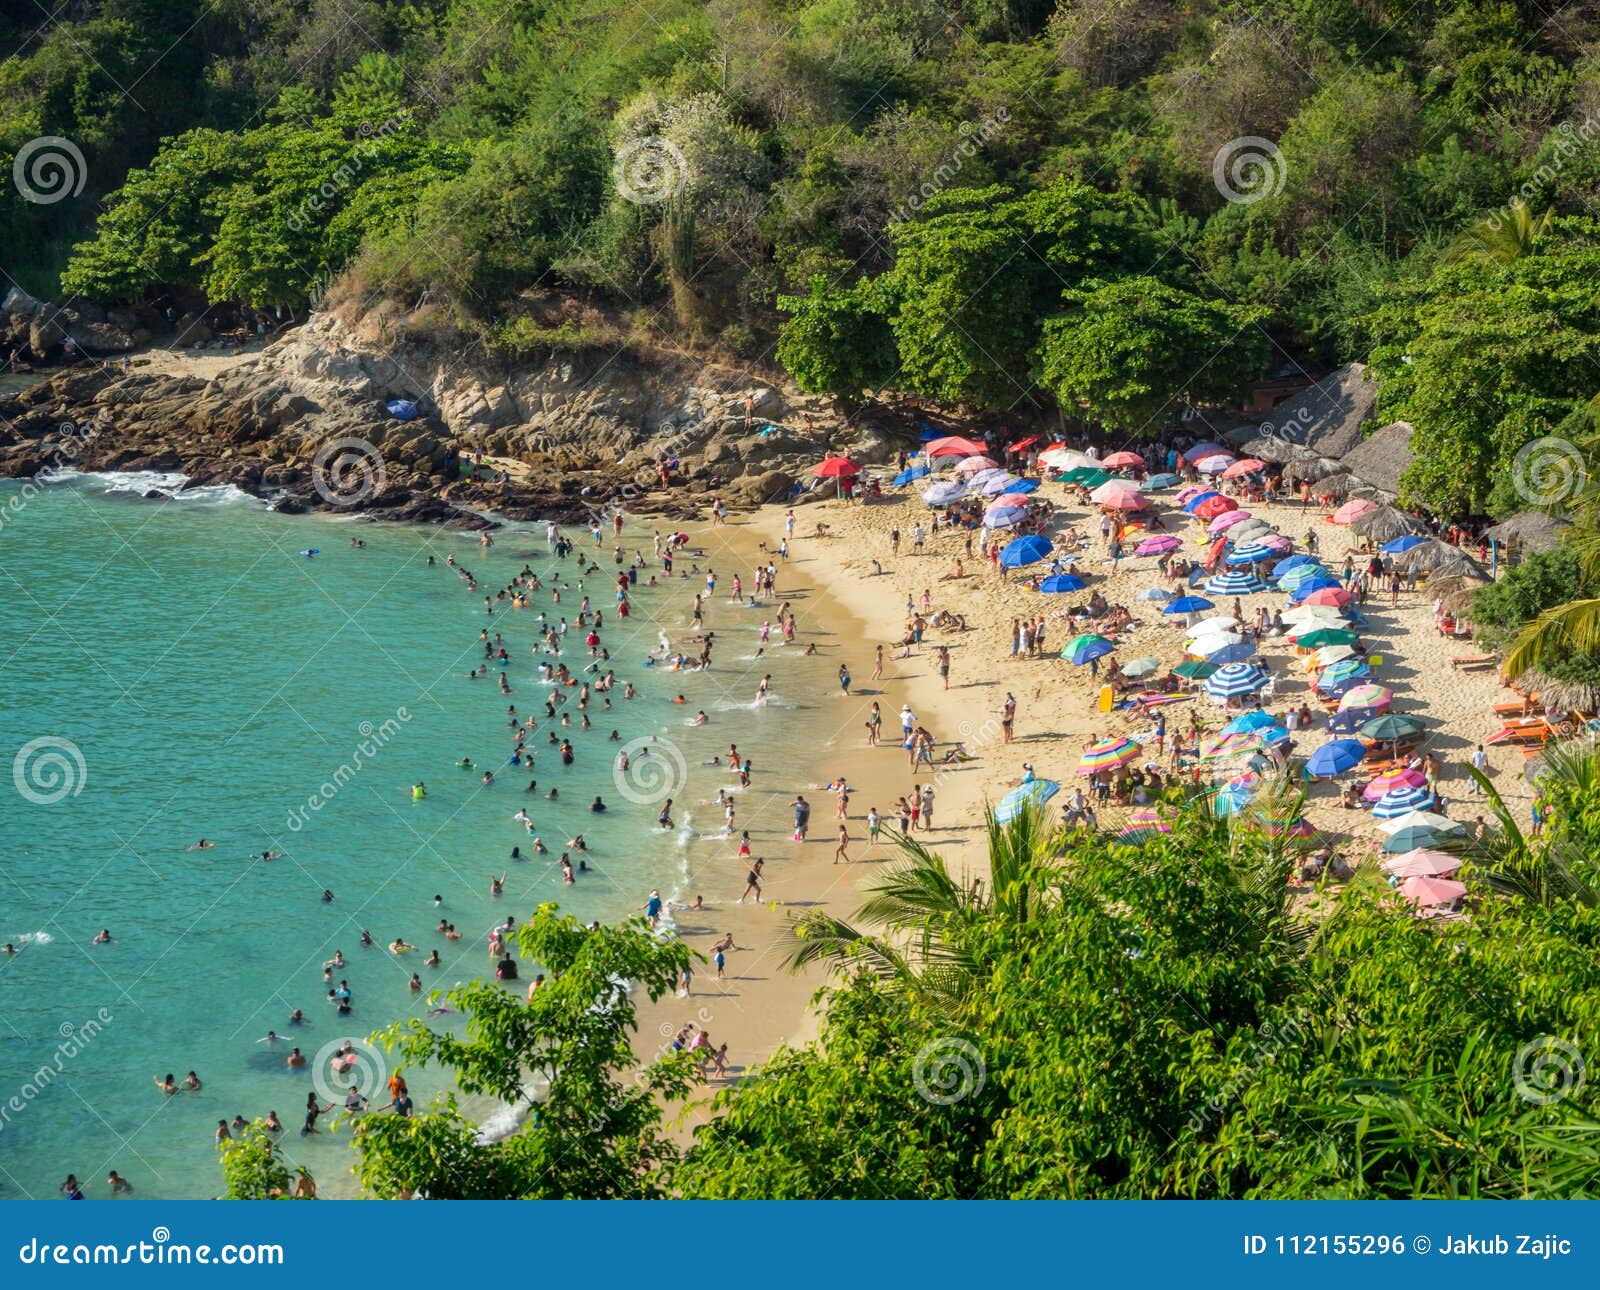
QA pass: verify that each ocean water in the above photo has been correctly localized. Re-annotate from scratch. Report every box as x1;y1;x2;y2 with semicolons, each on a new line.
0;474;838;1198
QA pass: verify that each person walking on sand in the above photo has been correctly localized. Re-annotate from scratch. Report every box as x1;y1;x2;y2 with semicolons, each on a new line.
1471;743;1489;792
1001;692;1017;744
834;823;850;864
873;644;884;681
740;858;764;902
937;645;951;690
920;782;935;831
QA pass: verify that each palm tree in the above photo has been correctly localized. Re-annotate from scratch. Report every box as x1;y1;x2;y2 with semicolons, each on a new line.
1454;749;1599;907
1442;197;1552;265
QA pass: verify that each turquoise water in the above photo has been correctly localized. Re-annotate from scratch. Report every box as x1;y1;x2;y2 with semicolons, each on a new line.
0;475;833;1199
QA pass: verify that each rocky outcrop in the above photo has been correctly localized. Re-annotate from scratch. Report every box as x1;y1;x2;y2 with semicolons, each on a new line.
2;288;149;361
0;310;904;525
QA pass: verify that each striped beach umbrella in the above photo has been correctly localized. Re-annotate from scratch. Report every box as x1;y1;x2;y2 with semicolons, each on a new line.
994;779;1059;823
1204;663;1270;697
1373;785;1437;819
1061;633;1115;664
1077;736;1142;774
1204;570;1268;595
1317;659;1371;687
1225;542;1276;565
1277;564;1329;590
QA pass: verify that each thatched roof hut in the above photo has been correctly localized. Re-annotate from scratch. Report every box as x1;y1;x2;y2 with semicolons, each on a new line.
1337;420;1414;496
1261;363;1379;458
1484;510;1570;555
1426;573;1487;598
1438;587;1478;616
1402;540;1490;578
1282;455;1346;486
1351;504;1430;543
1518;668;1600;715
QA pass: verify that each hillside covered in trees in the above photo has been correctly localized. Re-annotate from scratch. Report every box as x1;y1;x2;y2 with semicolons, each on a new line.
11;0;1600;512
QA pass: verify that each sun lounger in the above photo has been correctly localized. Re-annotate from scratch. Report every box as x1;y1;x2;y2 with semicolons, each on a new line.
1491;698;1542;718
1451;653;1496;669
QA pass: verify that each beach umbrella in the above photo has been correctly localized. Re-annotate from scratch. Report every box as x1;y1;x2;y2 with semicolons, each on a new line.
1120;657;1162;679
1382;827;1444;853
1099;488;1150;512
1292;627;1360;648
978;473;1022;495
1364;767;1427;801
1340;684;1394;712
1226;542;1276;565
1164;595;1215;616
1224;710;1280;735
1273;554;1315;576
1189;615;1241;633
1045;450;1099;471
1183;442;1228;462
1038;573;1088;593
922;481;967;505
1203;640;1258;665
1208;510;1253;534
1071;468;1114;489
1301;587;1355;607
1135;534;1183;556
1146;472;1182;490
1194;496;1238;520
953;455;1000;474
1315;675;1365;700
812;456;861;478
1000;535;1053;568
893;465;930;486
1280;602;1345;624
1258;534;1294;552
1137;587;1173;602
1176;485;1211;505
1373;785;1437;819
1103;450;1145;469
1333;498;1380;524
1215;777;1260;815
1117;822;1172;844
1198;732;1257;762
1401;875;1467;908
1204;663;1270;697
1007;435;1041;453
1228;518;1274;538
1326;706;1382;734
1382;534;1428;555
1182;491;1224;514
1383;850;1463;879
1196;454;1238;474
1378;811;1459;835
1309;644;1360;667
1062;633;1116;665
926;436;987;458
1222;458;1267;478
1077;737;1142;775
1361;713;1424;742
1001;478;1039;495
1188;629;1244;652
1306;738;1366;776
982;503;1027;529
1172;659;1218;680
1317;659;1371;687
994;778;1059;823
1204;570;1268;595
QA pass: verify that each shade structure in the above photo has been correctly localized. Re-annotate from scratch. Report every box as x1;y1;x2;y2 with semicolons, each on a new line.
994;778;1059;823
978;472;1022;495
1000;535;1053;567
1373;785;1437;819
1311;644;1360;667
1301;587;1355;608
1102;451;1145;469
1008;435;1041;453
1208;510;1253;534
1337;681;1388;713
1146;472;1182;489
1364;767;1427;801
1222;458;1267;478
1194;496;1238;520
1196;454;1238;474
1067;468;1113;489
1002;478;1040;495
893;465;931;486
812;456;861;478
1378;811;1460;835
1224;710;1280;735
1401;875;1467;908
1099;488;1149;511
1316;675;1365;700
1382;850;1463;879
1226;542;1276;565
1361;713;1424;741
1280;603;1346;625
1189;615;1241;633
1164;596;1215;615
1188;629;1244;652
1333;498;1380;524
1043;449;1098;471
1121;657;1162;679
1382;534;1428;555
922;481;967;505
1382;827;1444;853
1316;659;1371;688
1306;738;1366;776
1137;587;1174;601
926;436;987;457
1062;633;1116;665
1205;570;1268;595
982;503;1027;529
1202;640;1258;665
1038;573;1088;593
1214;778;1260;815
1077;736;1142;774
919;427;944;441
1135;534;1183;556
1204;662;1270;697
1258;534;1294;552
1292;627;1360;648
953;455;1000;474
1177;486;1213;505
1198;732;1258;762
1117;822;1172;844
1172;659;1218;680
1183;442;1228;463
1228;517;1274;538
1326;706;1383;734
1274;554;1316;576
1289;576;1341;599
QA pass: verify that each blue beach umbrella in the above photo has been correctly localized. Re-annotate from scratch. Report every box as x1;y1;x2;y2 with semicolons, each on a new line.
1204;663;1270;698
1146;472;1182;490
1278;564;1329;590
919;427;944;441
1291;578;1343;601
1062;633;1116;665
1326;707;1382;734
1306;739;1366;776
1373;785;1436;819
893;465;930;485
1164;595;1215;616
995;779;1060;823
1316;659;1371;688
1182;491;1222;513
1273;554;1314;577
1039;573;1088;593
1000;535;1053;568
1002;478;1040;494
1205;640;1259;665
1315;674;1364;699
1205;570;1268;595
1224;710;1280;735
1382;534;1427;555
1226;543;1276;565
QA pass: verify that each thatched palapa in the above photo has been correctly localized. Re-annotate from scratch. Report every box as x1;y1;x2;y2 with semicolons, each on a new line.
1337;420;1414;497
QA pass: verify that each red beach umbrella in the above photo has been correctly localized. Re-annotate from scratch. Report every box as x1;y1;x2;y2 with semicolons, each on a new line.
812;456;861;478
925;436;987;458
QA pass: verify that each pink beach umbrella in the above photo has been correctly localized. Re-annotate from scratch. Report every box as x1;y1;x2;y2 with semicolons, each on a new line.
1383;850;1463;879
926;436;987;458
1103;450;1145;469
1363;767;1426;801
1301;587;1354;607
1208;509;1252;534
1089;479;1141;503
1175;485;1208;504
1259;534;1293;551
1100;489;1149;511
1135;534;1182;556
1401;875;1467;908
953;455;1000;474
1333;498;1379;524
1222;458;1266;478
1340;684;1394;712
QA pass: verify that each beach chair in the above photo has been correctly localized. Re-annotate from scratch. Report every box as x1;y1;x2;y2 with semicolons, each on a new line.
1451;653;1496;670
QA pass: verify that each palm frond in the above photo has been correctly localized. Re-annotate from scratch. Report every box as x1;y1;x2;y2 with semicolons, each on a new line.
1502;597;1600;680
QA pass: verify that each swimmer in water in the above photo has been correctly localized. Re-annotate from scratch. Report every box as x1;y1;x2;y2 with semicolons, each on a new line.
424;950;440;967
360;929;374;947
154;1073;177;1095
259;850;282;861
321;889;335;903
184;1071;202;1091
257;1031;280;1045
93;928;112;943
288;1009;305;1024
390;938;414;954
187;839;213;850
2;943;15;955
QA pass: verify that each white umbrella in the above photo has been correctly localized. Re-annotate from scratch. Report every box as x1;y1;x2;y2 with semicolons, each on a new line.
1375;811;1459;834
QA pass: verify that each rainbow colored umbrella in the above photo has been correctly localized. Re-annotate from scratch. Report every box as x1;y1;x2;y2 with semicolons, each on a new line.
1364;767;1426;801
1077;736;1142;774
